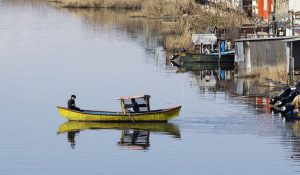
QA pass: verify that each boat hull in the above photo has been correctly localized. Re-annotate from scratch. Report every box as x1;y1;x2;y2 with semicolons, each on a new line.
57;106;181;122
171;61;234;73
270;104;300;120
182;52;234;63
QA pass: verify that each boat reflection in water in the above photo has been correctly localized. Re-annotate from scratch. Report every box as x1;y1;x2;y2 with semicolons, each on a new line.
57;122;181;150
118;130;150;150
170;60;273;114
170;60;234;91
170;61;234;74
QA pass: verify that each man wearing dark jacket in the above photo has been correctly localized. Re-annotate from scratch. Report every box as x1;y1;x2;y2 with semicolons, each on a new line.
68;95;80;111
131;98;140;113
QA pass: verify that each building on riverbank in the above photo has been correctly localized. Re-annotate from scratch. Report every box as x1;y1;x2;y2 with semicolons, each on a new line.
237;0;273;20
283;38;300;83
236;0;300;37
273;0;300;36
234;37;294;76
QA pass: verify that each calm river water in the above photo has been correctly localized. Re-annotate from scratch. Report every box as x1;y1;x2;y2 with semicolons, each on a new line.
1;0;300;175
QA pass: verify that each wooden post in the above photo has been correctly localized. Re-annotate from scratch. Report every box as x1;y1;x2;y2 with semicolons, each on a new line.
289;42;294;85
218;42;221;79
120;100;126;113
200;43;203;54
145;95;151;112
245;41;251;75
289;56;294;85
292;11;295;36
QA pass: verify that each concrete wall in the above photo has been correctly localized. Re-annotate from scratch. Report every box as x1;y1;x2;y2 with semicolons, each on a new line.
290;40;300;69
235;37;291;75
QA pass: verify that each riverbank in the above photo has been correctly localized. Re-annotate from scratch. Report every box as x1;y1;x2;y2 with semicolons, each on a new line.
49;0;289;89
3;1;300;174
49;0;250;51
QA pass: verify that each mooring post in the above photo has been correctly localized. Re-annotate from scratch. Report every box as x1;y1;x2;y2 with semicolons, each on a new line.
289;56;294;86
288;42;294;85
218;43;221;79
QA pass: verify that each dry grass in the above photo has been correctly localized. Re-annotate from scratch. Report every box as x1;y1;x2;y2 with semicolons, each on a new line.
58;0;145;9
161;10;249;50
56;0;197;14
164;32;194;51
50;0;251;50
163;22;194;50
142;0;196;17
161;20;188;35
187;10;250;33
239;62;287;86
256;63;287;85
53;0;250;23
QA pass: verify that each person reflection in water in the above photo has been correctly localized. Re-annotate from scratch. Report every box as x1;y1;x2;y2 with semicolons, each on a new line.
67;131;79;149
68;95;80;111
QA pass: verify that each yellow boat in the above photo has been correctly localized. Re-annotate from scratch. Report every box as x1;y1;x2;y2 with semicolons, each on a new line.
57;95;181;122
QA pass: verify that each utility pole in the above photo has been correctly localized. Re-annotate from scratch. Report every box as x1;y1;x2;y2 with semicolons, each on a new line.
287;0;295;36
288;10;295;36
292;10;295;36
273;0;276;14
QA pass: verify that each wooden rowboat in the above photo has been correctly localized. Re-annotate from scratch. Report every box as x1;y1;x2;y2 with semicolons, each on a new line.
57;106;181;122
181;51;235;63
57;95;181;122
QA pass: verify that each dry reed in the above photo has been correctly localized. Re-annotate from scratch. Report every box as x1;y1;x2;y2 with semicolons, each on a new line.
240;62;287;86
50;0;251;50
53;0;249;22
59;0;145;9
163;21;194;50
142;0;196;17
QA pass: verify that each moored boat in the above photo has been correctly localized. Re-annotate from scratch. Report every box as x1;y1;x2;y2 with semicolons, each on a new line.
57;95;181;122
269;81;300;120
278;108;300;120
170;61;234;73
181;51;235;63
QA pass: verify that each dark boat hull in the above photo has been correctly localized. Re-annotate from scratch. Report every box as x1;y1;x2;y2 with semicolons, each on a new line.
182;52;234;63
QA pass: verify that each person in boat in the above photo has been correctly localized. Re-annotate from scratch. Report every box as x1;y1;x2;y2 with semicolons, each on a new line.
68;95;80;111
220;41;225;53
178;48;186;53
130;98;140;113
